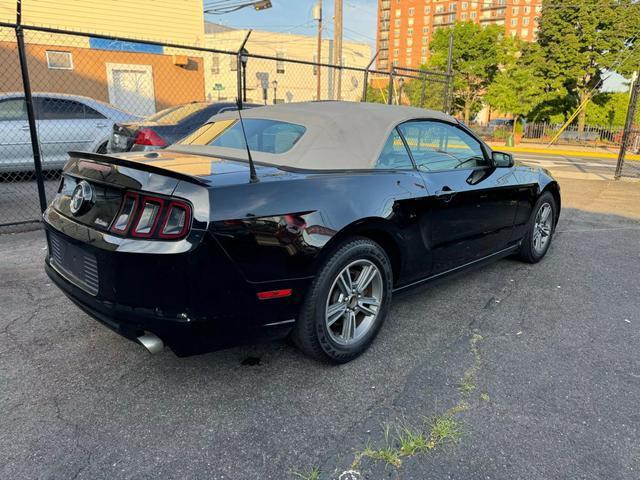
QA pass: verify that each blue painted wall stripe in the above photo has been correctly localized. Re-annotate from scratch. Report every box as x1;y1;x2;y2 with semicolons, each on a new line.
89;38;164;54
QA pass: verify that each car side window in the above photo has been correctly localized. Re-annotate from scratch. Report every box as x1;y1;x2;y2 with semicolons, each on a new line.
375;128;414;170
0;99;27;121
205;119;306;154
398;120;487;172
83;105;106;119
38;98;91;120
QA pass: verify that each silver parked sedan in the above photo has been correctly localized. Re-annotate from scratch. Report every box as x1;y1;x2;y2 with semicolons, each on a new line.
0;92;140;171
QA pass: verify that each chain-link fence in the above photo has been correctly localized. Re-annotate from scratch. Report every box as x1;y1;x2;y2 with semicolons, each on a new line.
364;65;451;111
0;22;453;231
0;25;58;228
472;121;627;148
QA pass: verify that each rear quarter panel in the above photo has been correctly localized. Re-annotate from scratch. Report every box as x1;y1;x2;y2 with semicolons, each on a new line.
208;169;428;283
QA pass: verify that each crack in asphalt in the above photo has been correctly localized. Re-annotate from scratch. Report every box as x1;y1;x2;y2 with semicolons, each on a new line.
0;305;41;356
52;396;94;480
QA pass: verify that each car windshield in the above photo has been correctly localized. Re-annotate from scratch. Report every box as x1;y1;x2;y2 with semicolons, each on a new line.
179;119;306;154
146;103;209;124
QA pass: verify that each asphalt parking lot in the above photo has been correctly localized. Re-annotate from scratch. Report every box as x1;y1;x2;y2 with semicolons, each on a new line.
1;176;639;480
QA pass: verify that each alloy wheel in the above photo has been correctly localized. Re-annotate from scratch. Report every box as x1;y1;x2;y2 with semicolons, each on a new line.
533;202;553;254
324;259;383;346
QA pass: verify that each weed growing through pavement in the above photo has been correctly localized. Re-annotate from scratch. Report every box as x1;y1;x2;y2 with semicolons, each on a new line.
354;332;482;471
292;467;321;480
458;333;483;396
294;332;484;478
350;414;464;470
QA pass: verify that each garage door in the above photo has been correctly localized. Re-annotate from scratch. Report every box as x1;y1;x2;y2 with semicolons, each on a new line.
106;63;156;116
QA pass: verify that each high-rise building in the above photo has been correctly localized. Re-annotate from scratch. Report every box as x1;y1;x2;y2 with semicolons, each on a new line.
376;0;543;71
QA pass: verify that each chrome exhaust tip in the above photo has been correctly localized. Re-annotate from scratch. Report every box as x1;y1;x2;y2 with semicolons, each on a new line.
137;332;164;354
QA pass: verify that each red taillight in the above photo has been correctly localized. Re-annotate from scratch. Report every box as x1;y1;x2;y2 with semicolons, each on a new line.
131;196;164;238
158;201;192;239
110;192;139;234
256;289;293;300
134;128;167;147
110;193;192;240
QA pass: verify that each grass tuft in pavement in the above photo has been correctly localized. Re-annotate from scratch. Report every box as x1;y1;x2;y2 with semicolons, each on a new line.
351;414;463;470
458;332;483;397
428;415;463;447
292;467;321;480
299;332;484;478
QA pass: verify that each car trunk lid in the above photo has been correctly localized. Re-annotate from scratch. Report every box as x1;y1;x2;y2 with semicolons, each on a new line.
51;150;254;231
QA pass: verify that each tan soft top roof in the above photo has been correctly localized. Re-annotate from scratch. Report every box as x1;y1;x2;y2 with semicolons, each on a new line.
174;101;456;170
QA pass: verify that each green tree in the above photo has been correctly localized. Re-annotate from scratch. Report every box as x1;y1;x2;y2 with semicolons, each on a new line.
428;22;508;122
514;42;572;123
402;73;447;110
485;44;547;134
362;84;388;104
536;0;640;131
586;90;640;128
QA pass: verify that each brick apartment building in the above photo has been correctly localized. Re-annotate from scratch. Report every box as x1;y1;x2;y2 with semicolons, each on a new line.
377;0;543;71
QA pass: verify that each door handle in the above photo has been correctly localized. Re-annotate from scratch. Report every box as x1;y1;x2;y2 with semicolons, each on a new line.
435;186;456;201
95;123;107;128
20;124;30;131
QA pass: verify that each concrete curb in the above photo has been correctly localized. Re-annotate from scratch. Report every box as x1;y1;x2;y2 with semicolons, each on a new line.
495;145;640;161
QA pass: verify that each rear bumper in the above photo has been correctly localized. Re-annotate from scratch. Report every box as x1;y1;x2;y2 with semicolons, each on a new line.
44;222;311;356
46;259;204;355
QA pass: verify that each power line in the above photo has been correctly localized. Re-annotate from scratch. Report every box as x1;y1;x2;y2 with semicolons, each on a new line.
342;25;376;42
204;0;272;15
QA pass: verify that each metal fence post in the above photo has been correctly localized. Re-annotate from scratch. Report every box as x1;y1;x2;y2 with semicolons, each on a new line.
15;24;47;213
387;68;395;105
362;69;369;102
361;51;378;103
614;73;640;180
419;72;426;108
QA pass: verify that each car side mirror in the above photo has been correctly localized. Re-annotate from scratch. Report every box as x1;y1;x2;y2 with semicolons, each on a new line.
492;151;514;168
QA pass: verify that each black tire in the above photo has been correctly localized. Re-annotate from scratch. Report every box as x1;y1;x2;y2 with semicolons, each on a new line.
517;191;557;263
96;142;108;154
291;237;393;363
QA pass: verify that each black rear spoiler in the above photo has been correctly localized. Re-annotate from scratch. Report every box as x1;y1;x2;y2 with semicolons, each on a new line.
67;151;210;187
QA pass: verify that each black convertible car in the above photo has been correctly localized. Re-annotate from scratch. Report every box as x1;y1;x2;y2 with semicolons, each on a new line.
44;102;560;363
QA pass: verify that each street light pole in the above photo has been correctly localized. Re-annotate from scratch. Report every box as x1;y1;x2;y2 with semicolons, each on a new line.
236;29;252;109
314;1;322;101
272;80;278;104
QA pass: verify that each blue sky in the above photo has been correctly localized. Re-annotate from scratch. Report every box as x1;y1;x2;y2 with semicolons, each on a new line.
204;0;378;50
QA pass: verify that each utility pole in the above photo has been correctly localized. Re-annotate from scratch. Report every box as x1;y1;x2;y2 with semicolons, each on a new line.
314;1;322;101
333;0;343;100
614;71;640;180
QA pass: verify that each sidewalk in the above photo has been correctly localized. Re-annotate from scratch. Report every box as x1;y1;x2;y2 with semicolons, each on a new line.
486;141;640;161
